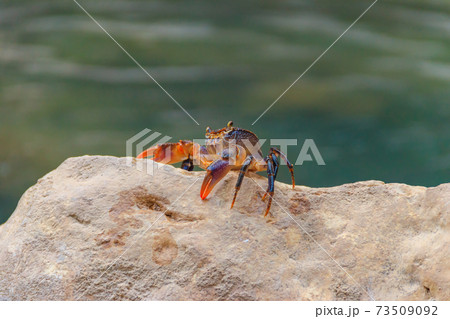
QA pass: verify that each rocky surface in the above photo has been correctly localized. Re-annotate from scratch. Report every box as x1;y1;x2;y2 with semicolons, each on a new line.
0;156;448;300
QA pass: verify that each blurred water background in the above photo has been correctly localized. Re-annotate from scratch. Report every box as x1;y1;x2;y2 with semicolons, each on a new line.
1;0;449;223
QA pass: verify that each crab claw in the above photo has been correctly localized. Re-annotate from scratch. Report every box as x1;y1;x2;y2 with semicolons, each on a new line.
136;145;158;159
137;141;192;164
200;159;231;200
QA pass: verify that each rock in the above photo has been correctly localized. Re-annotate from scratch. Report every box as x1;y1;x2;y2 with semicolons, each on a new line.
0;155;448;300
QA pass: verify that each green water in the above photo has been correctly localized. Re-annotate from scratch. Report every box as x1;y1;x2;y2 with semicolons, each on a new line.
1;0;449;223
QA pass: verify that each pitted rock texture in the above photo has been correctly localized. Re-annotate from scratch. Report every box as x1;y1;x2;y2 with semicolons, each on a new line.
0;156;448;300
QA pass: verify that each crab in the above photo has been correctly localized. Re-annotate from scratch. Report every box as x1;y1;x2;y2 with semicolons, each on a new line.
137;121;295;216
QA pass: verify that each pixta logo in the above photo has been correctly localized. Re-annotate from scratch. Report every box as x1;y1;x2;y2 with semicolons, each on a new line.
126;129;172;175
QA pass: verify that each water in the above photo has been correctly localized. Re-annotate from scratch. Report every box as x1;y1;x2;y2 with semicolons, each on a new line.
1;0;449;223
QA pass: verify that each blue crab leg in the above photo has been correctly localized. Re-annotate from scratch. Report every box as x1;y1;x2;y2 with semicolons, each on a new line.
230;155;254;209
181;157;194;171
264;154;276;217
270;147;295;188
262;153;279;201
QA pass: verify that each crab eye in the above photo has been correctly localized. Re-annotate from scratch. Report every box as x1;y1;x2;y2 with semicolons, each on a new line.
227;121;233;128
206;126;211;133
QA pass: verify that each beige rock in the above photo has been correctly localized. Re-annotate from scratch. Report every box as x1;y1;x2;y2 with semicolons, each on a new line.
0;156;448;300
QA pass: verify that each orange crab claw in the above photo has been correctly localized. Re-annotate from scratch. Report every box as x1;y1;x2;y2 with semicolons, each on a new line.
200;160;231;200
137;140;192;164
136;146;157;159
